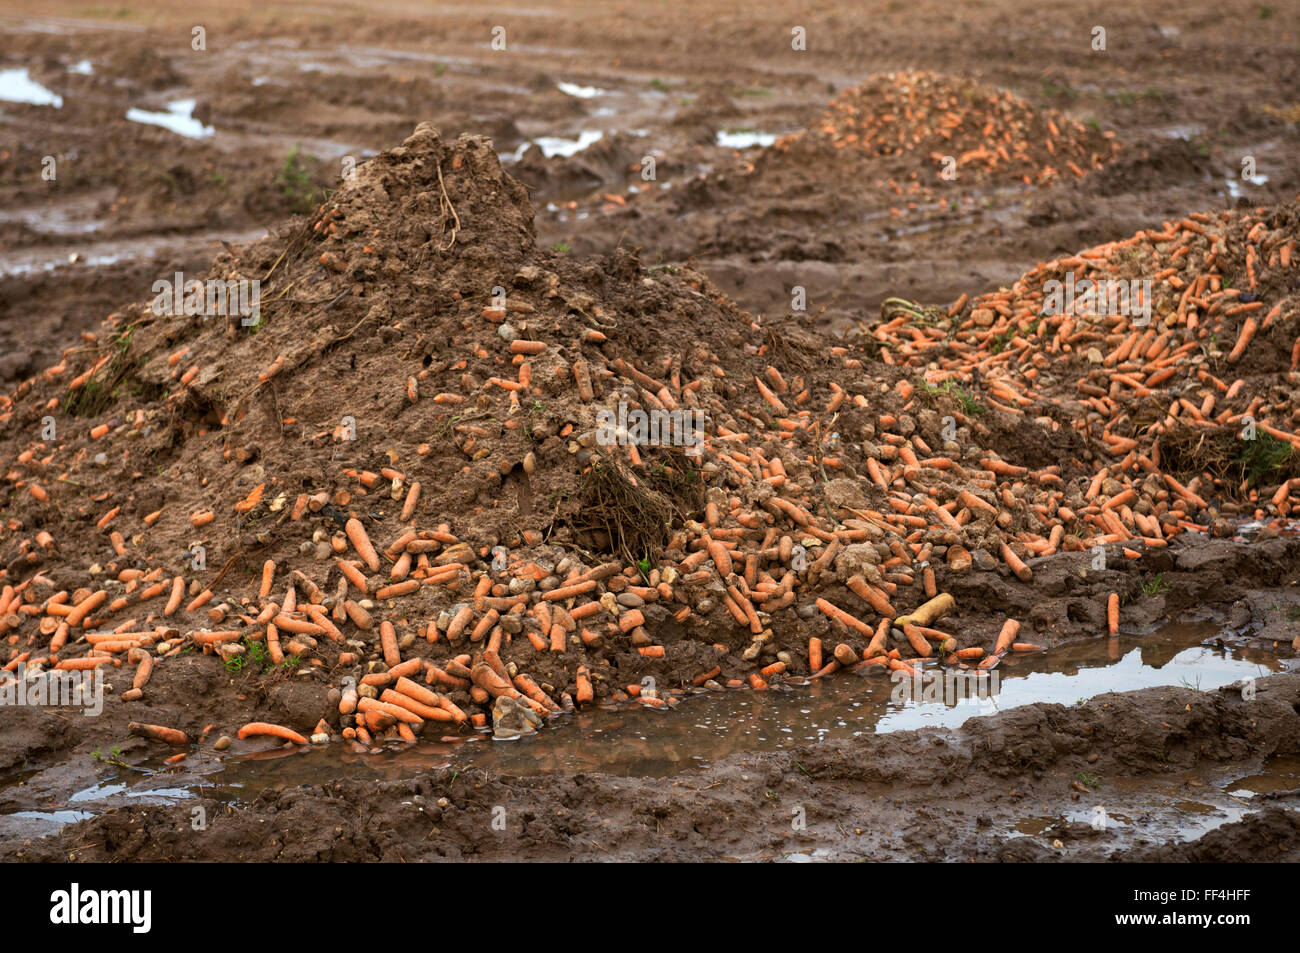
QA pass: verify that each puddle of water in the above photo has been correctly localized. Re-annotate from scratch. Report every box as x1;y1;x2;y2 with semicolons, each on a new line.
1226;173;1269;198
557;81;605;99
6;809;95;826
178;618;1285;798
716;130;777;149
0;619;1293;848
0;67;63;107
0;226;268;278
125;98;214;139
1225;754;1300;797
0;187;113;237
68;58;93;75
506;130;603;161
0;771;196;839
1154;123;1205;141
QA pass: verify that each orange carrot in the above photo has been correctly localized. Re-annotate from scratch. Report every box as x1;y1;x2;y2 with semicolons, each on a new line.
992;618;1021;655
130;722;189;745
345;518;380;572
237;722;309;745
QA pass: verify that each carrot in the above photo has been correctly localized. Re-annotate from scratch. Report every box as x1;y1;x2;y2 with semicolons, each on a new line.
992;618;1021;655
382;689;452;722
999;542;1032;582
357;697;423;725
575;665;594;705
65;589;106;627
55;657;115;670
894;593;955;628
471;662;520;698
401;482;421;521
259;559;276;598
706;538;734;577
237;722;309;745
542;580;598;601
1226;316;1258;363
815;597;875;638
129;722;189;745
846;575;895;617
379;620;401;666
345;518;380;571
901;624;933;658
1106;592;1119;636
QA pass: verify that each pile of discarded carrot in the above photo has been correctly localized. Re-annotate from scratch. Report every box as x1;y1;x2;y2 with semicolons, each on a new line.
0;123;1295;752
772;70;1120;192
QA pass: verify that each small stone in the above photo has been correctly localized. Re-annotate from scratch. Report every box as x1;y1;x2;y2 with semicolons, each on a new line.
213;736;232;751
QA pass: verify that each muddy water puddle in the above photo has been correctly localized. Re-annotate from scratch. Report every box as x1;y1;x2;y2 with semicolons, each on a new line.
1004;754;1300;850
2;618;1290;846
202;620;1283;785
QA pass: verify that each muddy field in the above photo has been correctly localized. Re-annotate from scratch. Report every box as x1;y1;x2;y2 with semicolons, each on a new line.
1;0;1299;865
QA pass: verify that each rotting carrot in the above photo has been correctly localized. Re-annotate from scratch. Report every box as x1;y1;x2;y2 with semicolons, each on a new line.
992;619;1021;655
129;722;188;746
237;722;309;745
345;518;380;572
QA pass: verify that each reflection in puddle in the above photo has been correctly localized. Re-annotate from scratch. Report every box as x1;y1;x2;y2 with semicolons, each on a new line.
557;81;605;99
1226;754;1300;798
1226;173;1269;198
125;98;214;138
0;227;267;278
506;129;603;160
716;129;777;149
0;67;63;107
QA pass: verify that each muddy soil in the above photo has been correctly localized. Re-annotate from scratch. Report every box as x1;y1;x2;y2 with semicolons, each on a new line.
11;666;1300;863
4;0;1297;360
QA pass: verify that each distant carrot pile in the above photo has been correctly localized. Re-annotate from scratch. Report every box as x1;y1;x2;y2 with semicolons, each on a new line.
774;70;1118;189
0;124;1295;752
